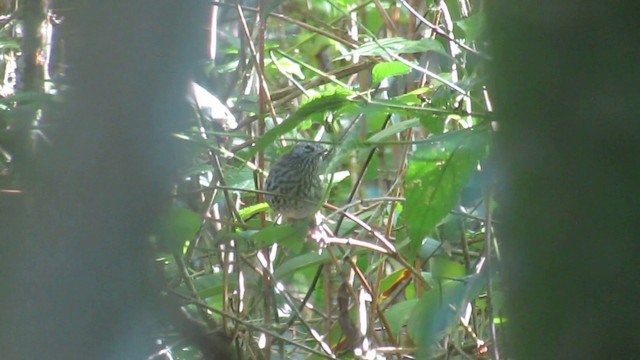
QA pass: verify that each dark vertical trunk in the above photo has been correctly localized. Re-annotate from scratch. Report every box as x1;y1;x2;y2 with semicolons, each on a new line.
0;1;203;358
489;1;640;358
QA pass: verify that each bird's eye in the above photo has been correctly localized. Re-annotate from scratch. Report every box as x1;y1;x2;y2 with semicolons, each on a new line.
304;144;315;152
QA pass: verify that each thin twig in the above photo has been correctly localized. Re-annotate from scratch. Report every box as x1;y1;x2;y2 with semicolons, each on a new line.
397;0;489;59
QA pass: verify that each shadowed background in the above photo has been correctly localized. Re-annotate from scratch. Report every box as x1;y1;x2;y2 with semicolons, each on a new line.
489;1;640;358
0;1;205;358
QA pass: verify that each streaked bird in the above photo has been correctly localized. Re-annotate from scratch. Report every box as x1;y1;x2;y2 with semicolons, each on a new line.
265;142;326;219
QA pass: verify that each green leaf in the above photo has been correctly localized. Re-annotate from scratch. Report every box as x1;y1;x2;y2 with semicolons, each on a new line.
404;129;489;256
0;39;20;50
250;223;308;252
364;98;454;118
431;255;466;279
457;13;486;42
275;251;332;278
391;87;433;106
154;208;201;253
407;274;486;357
385;299;419;336
222;167;255;189
419;237;442;258
272;56;305;79
238;202;269;220
245;90;353;159
337;37;448;60
416;113;447;135
192;272;231;299
379;268;410;299
366;118;420;143
372;61;411;84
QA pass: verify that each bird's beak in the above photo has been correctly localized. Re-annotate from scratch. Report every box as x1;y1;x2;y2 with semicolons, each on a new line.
319;148;331;159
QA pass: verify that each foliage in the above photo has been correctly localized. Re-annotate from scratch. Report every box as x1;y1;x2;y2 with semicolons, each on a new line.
0;0;501;359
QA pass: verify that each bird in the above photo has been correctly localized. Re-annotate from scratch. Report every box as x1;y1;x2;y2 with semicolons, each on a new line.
265;142;327;219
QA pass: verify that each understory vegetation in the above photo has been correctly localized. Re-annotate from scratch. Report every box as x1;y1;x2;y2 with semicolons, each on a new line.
0;0;500;359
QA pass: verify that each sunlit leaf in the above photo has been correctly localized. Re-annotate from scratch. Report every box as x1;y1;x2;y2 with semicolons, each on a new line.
372;61;411;83
238;202;269;220
272;55;305;79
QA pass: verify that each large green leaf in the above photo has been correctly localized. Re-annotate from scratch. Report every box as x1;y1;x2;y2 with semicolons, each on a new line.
245;90;353;159
407;273;486;357
366;118;420;144
337;37;448;60
372;60;411;84
154;208;201;253
431;255;467;279
275;251;332;278
404;129;489;255
457;13;486;42
385;298;419;336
